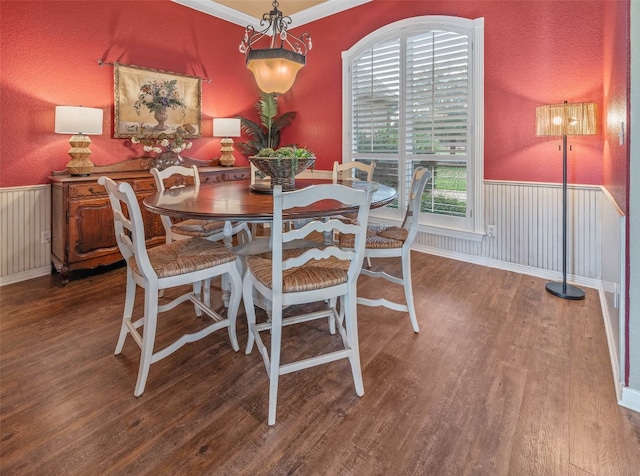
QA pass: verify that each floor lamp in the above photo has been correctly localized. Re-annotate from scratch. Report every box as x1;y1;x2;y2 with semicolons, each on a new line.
536;101;597;300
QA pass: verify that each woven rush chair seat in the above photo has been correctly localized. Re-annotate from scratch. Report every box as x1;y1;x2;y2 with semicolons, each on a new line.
335;212;358;225
170;218;226;237
129;237;236;278
245;247;350;292
339;224;409;250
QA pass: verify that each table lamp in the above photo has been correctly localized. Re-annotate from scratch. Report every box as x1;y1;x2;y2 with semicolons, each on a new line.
536;101;597;300
55;106;103;176
213;118;241;167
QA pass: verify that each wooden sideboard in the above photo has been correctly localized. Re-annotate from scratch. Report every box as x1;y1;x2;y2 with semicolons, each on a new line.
50;158;249;284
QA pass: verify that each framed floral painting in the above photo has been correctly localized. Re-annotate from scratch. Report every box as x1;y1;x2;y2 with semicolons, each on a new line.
114;63;201;138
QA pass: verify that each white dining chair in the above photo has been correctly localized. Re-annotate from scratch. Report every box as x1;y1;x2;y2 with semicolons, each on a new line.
151;165;249;247
339;167;431;333
332;160;376;263
242;182;376;425
332;160;376;182
248;163;333;237
98;176;243;397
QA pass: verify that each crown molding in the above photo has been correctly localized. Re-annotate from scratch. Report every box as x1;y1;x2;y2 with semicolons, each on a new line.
172;0;372;28
171;0;255;27
289;0;372;27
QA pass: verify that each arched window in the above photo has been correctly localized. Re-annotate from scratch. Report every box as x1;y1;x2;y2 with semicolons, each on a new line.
342;16;484;239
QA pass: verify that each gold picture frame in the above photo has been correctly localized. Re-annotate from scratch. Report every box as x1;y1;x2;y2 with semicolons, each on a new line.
114;63;201;138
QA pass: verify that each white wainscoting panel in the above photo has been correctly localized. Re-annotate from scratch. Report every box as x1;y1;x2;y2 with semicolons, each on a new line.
414;181;602;281
599;187;626;399
0;185;51;286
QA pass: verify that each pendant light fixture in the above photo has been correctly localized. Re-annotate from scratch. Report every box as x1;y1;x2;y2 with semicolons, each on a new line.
239;1;312;94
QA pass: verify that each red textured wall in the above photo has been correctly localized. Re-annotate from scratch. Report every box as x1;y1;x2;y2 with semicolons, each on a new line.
1;0;607;188
602;0;630;213
288;0;605;185
0;0;258;187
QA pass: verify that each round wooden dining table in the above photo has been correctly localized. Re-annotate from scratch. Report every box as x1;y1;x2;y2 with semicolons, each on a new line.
143;178;397;225
143;178;396;307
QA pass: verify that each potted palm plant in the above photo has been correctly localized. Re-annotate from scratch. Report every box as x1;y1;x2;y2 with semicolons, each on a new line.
236;92;297;156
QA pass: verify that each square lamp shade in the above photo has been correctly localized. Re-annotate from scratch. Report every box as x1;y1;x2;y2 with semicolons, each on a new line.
213;118;241;167
535;102;597;137
55;106;103;176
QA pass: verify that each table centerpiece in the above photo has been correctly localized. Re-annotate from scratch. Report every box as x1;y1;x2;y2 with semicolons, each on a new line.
249;146;315;191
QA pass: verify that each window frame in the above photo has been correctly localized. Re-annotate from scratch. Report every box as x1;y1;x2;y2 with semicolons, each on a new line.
342;16;485;241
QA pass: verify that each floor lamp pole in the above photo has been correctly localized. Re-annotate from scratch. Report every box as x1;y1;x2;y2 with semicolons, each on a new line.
545;133;585;300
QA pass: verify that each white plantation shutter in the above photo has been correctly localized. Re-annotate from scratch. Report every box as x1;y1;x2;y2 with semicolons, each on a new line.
344;16;484;237
405;30;469;157
352;39;400;154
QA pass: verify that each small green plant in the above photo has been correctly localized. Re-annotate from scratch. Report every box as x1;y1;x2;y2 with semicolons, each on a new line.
255;146;314;158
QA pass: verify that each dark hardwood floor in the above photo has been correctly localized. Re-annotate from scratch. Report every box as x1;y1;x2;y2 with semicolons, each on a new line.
1;252;639;475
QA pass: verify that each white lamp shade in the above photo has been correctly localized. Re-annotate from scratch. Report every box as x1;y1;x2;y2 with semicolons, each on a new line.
55;106;103;135
213;118;241;138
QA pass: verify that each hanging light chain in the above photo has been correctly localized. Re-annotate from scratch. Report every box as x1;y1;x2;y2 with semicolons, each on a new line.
239;0;312;57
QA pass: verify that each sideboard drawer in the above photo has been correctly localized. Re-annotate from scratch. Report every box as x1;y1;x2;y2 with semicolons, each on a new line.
132;176;197;192
68;183;108;199
131;177;157;192
223;170;250;181
200;173;226;184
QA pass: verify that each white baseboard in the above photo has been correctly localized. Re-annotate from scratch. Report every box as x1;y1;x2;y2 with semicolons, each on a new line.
598;287;624;402
0;266;51;287
620;387;640;413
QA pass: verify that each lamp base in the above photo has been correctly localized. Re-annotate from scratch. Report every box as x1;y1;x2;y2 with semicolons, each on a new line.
219;137;236;167
66;134;94;176
66;157;94;176
545;281;585;300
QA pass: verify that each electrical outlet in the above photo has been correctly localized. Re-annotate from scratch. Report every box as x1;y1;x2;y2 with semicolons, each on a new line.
486;225;496;237
41;230;51;244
